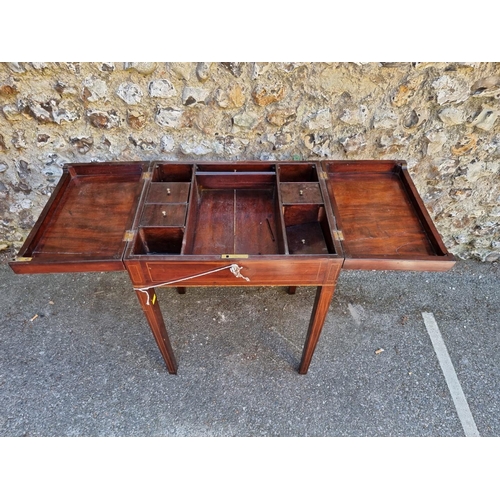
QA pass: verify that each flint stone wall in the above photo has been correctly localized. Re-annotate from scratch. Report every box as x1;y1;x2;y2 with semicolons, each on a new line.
1;62;499;261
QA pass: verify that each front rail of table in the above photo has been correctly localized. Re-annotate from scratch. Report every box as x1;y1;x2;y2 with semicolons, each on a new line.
9;160;455;374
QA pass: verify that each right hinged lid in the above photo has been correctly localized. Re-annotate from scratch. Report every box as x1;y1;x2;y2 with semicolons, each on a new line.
319;160;455;271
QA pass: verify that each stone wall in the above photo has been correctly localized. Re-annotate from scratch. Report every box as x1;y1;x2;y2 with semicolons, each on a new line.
1;62;499;262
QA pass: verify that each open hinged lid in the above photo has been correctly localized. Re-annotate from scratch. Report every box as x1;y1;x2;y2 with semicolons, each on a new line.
320;161;455;271
10;162;150;274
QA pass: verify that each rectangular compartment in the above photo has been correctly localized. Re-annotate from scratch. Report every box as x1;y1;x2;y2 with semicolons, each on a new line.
278;163;318;182
152;163;193;182
284;204;335;255
186;171;284;256
133;227;184;255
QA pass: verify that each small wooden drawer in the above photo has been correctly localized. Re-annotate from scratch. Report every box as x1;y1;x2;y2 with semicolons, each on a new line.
280;183;323;204
147;183;190;204
140;204;187;227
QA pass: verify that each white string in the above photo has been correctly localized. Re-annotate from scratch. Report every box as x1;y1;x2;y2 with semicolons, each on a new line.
135;264;250;305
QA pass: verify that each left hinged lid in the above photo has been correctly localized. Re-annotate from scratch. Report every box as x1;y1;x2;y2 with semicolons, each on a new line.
10;162;150;274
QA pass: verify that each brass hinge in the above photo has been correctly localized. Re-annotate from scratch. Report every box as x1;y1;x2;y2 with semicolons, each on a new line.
221;254;249;259
319;171;328;180
141;172;152;181
123;230;136;242
15;256;32;262
333;230;344;241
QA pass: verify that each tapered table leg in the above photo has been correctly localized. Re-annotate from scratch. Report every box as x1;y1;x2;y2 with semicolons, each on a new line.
135;288;178;374
298;285;335;374
288;286;297;295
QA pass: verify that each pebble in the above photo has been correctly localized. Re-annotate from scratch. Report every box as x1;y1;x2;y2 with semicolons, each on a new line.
304;109;332;130
155;107;183;128
232;111;259;129
123;62;157;75
182;87;209;106
116;82;143;105
149;80;176;98
196;63;212;82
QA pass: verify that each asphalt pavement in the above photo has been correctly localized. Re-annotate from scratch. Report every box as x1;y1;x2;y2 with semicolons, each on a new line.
0;259;498;437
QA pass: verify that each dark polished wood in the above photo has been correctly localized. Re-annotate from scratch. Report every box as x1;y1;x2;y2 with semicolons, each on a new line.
299;285;337;374
134;287;177;374
9;160;456;374
322;161;455;271
10;162;149;273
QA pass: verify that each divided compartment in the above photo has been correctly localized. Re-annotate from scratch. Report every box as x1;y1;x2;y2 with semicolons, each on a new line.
133;227;184;255
278;163;319;182
152;163;193;182
138;163;193;237
185;166;285;256
284;204;335;255
278;162;323;204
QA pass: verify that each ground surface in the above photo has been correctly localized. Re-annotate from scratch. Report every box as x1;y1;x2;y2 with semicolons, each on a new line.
1;259;498;436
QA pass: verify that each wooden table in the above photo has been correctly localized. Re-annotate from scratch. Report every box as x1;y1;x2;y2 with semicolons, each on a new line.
10;160;455;374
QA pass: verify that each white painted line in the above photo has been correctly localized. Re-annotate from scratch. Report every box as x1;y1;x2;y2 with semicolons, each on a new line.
422;312;480;437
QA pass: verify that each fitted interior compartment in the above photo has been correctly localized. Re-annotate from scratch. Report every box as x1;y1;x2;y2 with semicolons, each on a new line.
185;172;284;255
133;227;184;255
141;166;191;233
284;204;335;255
278;163;318;182
152;163;193;182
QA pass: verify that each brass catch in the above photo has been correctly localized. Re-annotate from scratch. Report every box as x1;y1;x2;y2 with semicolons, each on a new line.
123;230;136;242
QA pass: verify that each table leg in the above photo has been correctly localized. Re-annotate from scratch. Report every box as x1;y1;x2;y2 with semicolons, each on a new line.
135;288;178;374
288;286;297;295
177;287;186;294
298;285;335;374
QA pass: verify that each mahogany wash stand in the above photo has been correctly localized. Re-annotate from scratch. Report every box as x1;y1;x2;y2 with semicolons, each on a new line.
10;161;455;374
